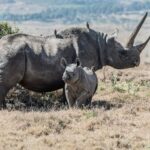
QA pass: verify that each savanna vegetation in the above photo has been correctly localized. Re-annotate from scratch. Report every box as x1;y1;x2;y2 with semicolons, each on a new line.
1;64;150;150
0;19;150;149
0;22;19;38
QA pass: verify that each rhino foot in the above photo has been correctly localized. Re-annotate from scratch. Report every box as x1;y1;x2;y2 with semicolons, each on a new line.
0;86;9;110
0;102;6;110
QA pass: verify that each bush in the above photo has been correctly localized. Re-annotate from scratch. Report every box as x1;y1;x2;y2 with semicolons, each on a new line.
0;22;19;38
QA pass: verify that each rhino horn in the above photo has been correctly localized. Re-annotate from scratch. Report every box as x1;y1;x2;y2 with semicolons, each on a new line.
135;36;150;53
126;12;148;49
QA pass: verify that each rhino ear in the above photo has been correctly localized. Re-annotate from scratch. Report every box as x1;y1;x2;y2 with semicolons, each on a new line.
76;58;81;67
60;57;67;68
107;37;115;44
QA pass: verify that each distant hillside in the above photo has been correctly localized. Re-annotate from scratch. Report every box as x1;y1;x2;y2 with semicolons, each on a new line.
0;0;149;24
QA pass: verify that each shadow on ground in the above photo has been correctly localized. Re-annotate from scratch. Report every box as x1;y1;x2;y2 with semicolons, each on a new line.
5;85;68;111
91;100;122;110
5;85;123;111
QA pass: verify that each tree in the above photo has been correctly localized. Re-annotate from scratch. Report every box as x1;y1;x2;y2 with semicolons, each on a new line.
0;22;19;38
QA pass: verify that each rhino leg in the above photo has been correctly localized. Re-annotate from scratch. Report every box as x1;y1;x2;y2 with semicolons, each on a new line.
76;98;87;108
56;87;67;105
0;52;25;109
65;90;76;108
85;96;92;106
61;87;67;104
75;91;90;108
0;86;8;108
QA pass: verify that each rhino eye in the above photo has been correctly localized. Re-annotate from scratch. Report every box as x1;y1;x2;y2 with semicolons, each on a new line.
119;50;129;60
119;50;128;56
134;58;139;63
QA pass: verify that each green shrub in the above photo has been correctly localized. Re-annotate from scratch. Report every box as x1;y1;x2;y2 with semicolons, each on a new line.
111;73;140;95
0;22;19;38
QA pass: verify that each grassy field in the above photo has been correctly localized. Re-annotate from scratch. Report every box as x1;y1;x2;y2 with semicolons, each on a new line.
0;20;150;149
0;64;150;150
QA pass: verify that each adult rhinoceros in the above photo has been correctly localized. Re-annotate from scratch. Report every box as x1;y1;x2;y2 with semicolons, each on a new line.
0;12;149;108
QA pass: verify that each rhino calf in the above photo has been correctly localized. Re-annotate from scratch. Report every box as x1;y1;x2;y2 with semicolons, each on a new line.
61;58;98;108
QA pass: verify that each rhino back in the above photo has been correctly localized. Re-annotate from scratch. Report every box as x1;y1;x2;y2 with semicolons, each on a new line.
83;67;98;95
59;27;100;69
20;38;77;92
0;33;77;92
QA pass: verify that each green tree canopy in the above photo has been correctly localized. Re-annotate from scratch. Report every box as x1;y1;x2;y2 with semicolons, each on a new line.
0;22;19;38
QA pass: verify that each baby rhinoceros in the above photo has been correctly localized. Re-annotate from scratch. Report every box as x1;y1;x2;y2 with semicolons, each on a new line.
61;58;98;108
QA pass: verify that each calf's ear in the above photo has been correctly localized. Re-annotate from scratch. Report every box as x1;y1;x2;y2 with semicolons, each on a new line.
76;58;81;66
60;57;67;68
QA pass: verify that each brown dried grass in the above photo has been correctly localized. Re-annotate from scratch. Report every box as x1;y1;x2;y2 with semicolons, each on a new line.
0;20;150;150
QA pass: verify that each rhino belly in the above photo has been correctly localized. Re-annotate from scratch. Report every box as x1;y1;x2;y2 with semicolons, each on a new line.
19;44;75;92
20;79;64;92
20;69;64;92
19;61;64;92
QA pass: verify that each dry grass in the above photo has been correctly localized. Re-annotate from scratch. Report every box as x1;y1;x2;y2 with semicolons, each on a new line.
0;64;150;150
0;20;150;149
0;101;150;150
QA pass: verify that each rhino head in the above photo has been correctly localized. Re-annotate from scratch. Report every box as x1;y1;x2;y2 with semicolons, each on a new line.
61;58;81;84
101;12;150;69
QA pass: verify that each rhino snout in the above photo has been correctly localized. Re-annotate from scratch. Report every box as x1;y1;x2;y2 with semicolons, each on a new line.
133;59;140;67
62;74;71;82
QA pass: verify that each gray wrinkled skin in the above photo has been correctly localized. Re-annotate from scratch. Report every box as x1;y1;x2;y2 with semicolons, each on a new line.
61;58;98;108
57;27;146;69
0;34;77;108
0;13;149;108
57;12;149;70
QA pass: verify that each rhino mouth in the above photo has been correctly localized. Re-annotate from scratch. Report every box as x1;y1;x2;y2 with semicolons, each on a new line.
133;60;140;67
62;75;71;82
